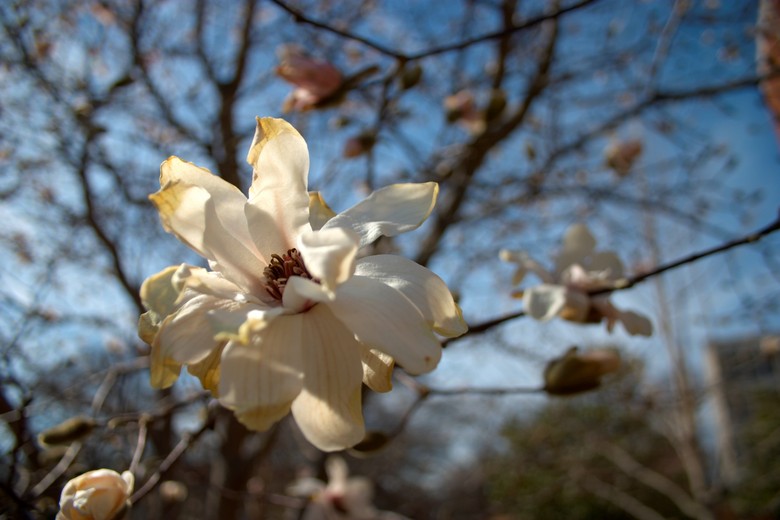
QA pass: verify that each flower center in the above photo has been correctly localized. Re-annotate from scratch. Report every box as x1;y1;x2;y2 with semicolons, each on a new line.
263;248;315;301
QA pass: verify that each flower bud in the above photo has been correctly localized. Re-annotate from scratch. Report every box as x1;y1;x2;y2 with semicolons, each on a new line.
543;347;621;396
57;469;134;520
159;480;188;503
400;64;423;90
485;89;507;121
604;139;643;176
343;131;376;158
38;416;97;446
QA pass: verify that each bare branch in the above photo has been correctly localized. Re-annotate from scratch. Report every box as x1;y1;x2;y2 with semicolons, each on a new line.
601;442;714;520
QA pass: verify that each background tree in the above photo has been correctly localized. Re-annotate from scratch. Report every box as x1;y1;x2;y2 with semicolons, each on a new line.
0;0;778;518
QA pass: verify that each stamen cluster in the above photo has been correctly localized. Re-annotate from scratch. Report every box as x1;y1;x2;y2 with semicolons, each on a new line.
264;248;314;300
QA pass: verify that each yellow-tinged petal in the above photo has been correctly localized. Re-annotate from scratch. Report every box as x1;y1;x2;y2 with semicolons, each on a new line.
360;347;394;393
291;306;365;451
138;311;159;345
309;191;336;230
218;314;305;428
153;292;258;366
186;342;225;395
149;344;181;390
235;402;294;432
245;117;311;256
139;265;182;316
152;158;266;292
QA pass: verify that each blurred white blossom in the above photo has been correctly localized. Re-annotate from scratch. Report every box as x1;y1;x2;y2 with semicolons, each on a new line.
499;223;652;336
57;469;133;520
140;117;466;451
288;457;410;520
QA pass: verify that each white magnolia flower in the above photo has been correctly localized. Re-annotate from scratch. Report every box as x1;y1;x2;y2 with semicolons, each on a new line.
288;456;410;520
139;117;467;451
499;223;652;336
57;469;134;520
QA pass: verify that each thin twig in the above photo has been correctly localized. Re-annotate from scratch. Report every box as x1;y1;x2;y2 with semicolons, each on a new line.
427;385;543;396
129;413;214;504
128;415;150;476
269;0;598;61
31;442;81;497
592;211;780;296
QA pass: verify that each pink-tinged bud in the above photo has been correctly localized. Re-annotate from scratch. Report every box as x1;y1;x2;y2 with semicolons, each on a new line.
276;45;343;112
485;89;507;121
400;64;423;90
444;90;485;134
343;132;376;158
543;347;621;396
604;138;643;176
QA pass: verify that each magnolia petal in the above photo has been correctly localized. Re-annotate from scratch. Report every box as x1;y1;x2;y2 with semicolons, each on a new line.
291;305;365;451
555;223;596;273
499;249;555;285
151;158;264;291
155;294;249;365
283;276;333;312
323;182;438;247
328;276;441;375
589;251;624;280
563;264;604;290
187;342;226;394
218;314;304;431
138;311;159;345
174;264;253;302
298;228;359;292
354;255;467;337
360;346;394;393
523;284;572;321
246;117;311;256
149;344;181;389
236;403;295;432
139;265;182;317
309;192;336;230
